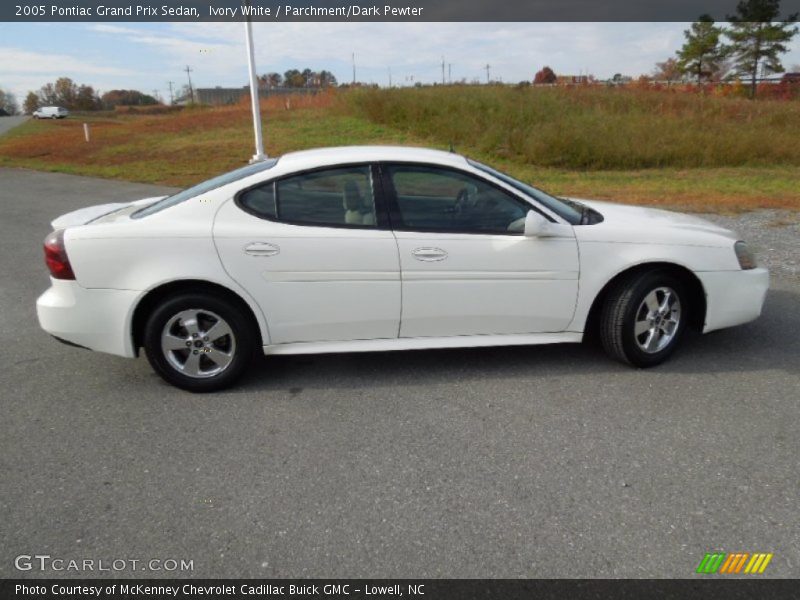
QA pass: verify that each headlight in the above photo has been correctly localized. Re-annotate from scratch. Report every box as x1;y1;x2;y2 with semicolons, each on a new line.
734;241;757;270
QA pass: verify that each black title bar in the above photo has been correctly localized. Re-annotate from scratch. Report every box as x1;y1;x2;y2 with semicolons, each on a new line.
5;0;800;22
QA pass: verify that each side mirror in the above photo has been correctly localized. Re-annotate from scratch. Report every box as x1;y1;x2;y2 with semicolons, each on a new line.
523;210;549;237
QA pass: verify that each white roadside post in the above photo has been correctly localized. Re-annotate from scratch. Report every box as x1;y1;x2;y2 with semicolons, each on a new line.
83;123;90;142
244;12;266;163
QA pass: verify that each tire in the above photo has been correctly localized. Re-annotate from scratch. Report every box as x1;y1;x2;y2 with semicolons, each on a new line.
600;270;688;368
143;292;256;392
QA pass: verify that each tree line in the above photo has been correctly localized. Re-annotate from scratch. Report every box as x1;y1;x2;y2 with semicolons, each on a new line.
257;69;338;89
655;0;798;97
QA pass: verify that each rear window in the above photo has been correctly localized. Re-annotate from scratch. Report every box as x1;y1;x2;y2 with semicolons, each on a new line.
132;159;278;219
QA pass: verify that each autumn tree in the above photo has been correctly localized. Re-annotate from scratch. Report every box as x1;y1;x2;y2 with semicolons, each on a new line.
283;69;305;87
725;0;799;97
101;89;158;107
533;66;557;84
35;77;101;110
318;70;337;87
653;58;684;81
259;72;283;88
23;91;40;114
676;15;727;81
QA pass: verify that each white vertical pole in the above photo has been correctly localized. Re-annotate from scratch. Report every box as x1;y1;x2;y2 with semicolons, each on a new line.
244;14;266;162
83;123;90;142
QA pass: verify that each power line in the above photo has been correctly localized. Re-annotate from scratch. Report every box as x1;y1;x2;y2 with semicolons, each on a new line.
184;65;194;103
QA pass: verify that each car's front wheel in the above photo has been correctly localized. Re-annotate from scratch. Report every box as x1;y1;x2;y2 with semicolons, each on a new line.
143;292;255;392
600;270;688;367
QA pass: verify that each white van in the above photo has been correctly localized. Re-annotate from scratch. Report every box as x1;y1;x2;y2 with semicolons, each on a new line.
33;106;69;119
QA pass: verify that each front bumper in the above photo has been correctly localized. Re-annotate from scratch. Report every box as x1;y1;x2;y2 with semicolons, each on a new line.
36;279;140;358
697;267;769;333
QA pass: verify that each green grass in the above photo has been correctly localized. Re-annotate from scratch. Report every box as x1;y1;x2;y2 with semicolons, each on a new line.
343;86;800;170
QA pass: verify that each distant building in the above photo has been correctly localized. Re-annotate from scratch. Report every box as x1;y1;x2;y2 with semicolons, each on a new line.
556;75;592;84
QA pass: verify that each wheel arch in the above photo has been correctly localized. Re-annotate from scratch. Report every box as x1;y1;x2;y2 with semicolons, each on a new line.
130;279;267;356
584;262;707;339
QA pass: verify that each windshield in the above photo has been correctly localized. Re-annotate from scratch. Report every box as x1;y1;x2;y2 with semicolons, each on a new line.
468;160;582;225
132;159;278;219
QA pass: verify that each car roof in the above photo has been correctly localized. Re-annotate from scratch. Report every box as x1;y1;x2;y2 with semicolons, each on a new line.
277;145;470;170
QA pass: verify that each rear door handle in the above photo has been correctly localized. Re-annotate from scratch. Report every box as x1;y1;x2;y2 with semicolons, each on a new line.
244;242;280;257
412;247;448;262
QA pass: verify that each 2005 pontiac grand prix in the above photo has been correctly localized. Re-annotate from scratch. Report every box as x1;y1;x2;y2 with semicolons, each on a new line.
37;146;768;391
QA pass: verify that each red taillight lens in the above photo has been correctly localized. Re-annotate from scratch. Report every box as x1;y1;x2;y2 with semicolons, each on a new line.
43;229;75;280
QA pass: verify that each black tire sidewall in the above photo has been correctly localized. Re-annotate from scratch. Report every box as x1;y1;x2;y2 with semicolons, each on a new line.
143;293;255;392
620;272;688;367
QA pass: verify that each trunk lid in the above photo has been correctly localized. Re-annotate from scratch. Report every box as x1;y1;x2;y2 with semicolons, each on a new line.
50;196;166;229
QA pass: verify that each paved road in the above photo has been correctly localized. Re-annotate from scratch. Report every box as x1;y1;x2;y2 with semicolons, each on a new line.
0;116;28;137
1;168;798;579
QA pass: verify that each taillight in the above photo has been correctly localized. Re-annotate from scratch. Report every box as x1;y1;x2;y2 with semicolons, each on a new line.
43;229;75;280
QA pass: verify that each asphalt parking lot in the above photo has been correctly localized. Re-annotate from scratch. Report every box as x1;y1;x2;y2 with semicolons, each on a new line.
1;167;798;578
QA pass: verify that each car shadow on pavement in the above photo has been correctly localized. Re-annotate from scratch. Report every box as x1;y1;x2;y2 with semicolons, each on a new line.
228;287;799;394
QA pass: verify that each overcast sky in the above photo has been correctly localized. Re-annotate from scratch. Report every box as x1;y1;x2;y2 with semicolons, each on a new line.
2;22;800;102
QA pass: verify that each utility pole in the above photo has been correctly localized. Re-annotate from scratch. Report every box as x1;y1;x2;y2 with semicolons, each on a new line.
485;63;491;84
152;89;160;104
244;5;266;162
448;63;452;84
167;81;174;105
441;56;446;85
352;52;356;85
184;65;194;103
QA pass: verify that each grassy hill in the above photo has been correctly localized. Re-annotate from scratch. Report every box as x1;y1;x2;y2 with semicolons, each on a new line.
1;86;798;213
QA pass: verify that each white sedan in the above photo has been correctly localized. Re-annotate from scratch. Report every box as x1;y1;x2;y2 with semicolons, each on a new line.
37;146;769;391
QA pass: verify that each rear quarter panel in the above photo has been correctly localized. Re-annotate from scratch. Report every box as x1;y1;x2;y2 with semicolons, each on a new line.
63;190;272;345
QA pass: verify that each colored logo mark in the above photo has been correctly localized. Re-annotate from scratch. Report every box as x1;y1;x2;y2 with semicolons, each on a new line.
696;552;773;574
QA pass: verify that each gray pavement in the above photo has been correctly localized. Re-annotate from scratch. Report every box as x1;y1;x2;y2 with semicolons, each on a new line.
0;116;29;137
0;167;798;578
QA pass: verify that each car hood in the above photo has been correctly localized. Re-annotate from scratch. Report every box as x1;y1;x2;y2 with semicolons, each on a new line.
570;198;737;240
50;196;166;229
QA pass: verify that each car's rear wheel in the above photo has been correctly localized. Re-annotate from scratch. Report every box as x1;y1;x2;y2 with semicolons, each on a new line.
143;292;255;392
600;270;687;367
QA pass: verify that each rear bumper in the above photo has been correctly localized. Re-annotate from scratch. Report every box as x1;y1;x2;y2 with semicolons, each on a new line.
698;267;769;333
36;279;139;358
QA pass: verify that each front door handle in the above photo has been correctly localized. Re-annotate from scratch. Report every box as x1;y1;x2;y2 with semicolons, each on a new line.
412;247;448;262
244;242;280;257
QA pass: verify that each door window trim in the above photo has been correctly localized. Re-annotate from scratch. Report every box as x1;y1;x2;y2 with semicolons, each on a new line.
378;161;553;236
234;162;391;230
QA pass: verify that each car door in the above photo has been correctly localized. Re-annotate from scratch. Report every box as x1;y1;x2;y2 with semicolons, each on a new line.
382;163;579;338
213;164;401;345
